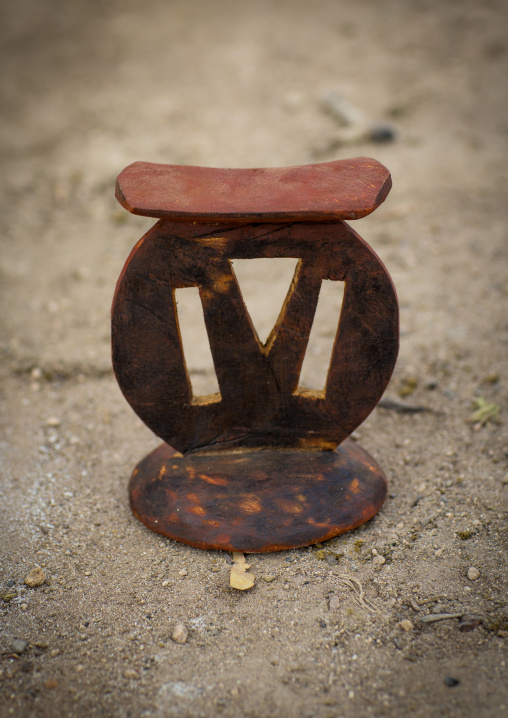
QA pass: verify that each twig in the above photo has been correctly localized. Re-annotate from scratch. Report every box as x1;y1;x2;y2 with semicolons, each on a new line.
420;612;463;624
378;397;431;414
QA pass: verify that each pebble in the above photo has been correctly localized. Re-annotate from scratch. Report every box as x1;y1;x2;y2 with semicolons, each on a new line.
46;417;61;427
162;580;170;587
369;124;397;143
422;513;438;528
11;639;28;654
329;594;340;611
50;649;60;657
262;574;276;583
431;603;447;614
32;640;49;649
24;567;46;587
467;567;480;581
444;676;460;687
372;555;386;567
458;616;483;632
123;669;140;680
45;679;58;690
20;603;28;611
171;622;188;644
178;568;188;577
399;619;414;632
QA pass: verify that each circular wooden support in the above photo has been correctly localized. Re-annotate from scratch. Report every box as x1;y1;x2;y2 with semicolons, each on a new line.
112;219;398;454
129;440;387;553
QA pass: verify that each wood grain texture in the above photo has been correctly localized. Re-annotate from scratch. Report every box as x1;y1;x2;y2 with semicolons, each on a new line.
128;439;387;552
111;219;399;454
115;158;391;222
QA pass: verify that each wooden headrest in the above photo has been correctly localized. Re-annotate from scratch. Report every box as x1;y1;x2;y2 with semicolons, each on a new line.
116;158;391;223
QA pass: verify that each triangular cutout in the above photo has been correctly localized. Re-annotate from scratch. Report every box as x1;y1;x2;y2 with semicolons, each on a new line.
230;258;299;345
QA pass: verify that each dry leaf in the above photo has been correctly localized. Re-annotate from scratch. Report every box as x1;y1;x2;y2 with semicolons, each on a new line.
470;397;501;426
230;552;255;590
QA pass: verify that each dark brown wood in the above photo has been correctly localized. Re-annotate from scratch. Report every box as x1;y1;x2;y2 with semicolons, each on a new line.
112;219;398;454
116;158;391;223
129;440;387;552
111;159;399;551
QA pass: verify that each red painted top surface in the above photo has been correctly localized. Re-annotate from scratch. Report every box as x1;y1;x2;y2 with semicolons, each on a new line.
115;158;391;222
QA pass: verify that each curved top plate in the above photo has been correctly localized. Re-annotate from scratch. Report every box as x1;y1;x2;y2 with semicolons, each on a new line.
116;158;391;223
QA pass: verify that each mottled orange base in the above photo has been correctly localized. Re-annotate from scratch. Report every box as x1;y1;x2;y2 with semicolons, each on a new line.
128;439;387;552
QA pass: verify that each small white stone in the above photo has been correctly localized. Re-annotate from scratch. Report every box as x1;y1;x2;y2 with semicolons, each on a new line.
399;619;414;632
467;567;480;581
46;417;61;427
123;668;140;680
372;555;386;566
162;579;170;587
178;568;188;577
11;639;28;654
171;622;188;645
329;594;340;611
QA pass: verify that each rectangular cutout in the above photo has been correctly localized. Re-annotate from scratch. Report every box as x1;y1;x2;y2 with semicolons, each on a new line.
174;287;221;401
298;280;345;393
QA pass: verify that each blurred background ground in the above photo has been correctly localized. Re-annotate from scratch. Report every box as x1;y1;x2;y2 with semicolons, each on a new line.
0;1;507;716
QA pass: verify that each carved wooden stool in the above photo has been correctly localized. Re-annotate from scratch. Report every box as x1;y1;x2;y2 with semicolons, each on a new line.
112;158;398;552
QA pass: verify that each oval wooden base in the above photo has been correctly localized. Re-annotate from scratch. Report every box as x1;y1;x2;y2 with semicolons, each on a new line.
128;439;387;552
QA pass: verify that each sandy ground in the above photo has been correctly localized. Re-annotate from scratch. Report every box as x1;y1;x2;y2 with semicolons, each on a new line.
1;0;507;716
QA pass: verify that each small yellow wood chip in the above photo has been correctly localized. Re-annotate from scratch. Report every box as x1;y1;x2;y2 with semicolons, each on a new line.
230;552;255;590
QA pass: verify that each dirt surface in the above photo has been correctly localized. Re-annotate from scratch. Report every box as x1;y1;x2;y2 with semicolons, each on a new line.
1;1;507;716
